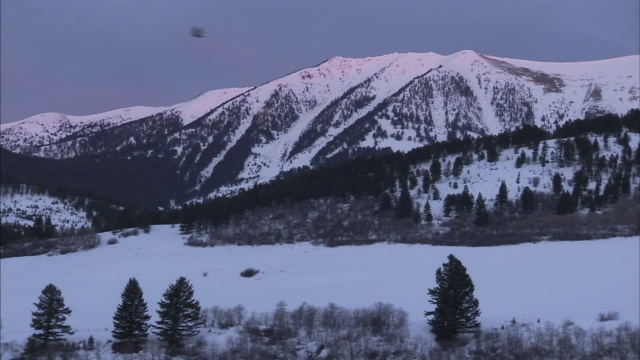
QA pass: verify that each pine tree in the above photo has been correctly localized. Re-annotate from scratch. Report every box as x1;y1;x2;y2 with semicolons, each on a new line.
422;170;432;193
395;181;414;219
495;180;509;212
432;186;441;201
474;193;489;227
552;172;563;196
153;277;204;348
112;278;151;349
520;186;536;213
31;216;44;239
30;284;74;347
556;191;576;215
430;159;442;183
486;141;500;163
515;151;526;168
425;254;480;342
460;186;474;215
43;216;56;239
379;191;393;212
531;141;539;163
423;201;433;223
452;156;464;178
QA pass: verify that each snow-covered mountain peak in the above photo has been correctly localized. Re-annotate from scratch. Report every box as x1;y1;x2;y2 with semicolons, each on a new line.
2;50;638;202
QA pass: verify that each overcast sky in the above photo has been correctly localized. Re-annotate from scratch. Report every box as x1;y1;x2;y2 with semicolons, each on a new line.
1;0;638;124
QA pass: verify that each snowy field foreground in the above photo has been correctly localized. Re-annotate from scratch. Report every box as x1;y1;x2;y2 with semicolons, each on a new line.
1;225;638;345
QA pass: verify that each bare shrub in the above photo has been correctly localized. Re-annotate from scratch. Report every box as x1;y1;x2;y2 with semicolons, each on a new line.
532;176;541;187
119;228;139;238
184;235;208;247
107;238;118;245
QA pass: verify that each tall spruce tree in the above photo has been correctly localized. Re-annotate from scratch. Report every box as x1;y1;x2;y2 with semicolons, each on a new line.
552;172;563;196
422;170;432;193
495;180;509;211
395;181;414;219
425;254;480;342
520;186;536;213
556;190;576;215
452;156;464;178
474;193;489;227
153;277;204;348
423;201;434;223
112;278;151;348
430;159;442;183
30;284;74;347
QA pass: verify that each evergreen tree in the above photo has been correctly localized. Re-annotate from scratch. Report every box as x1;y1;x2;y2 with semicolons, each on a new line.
43;216;56;239
460;186;474;215
153;277;204;348
486;141;500;163
379;191;393;212
531;141;539;163
515;150;527;168
430;159;442;183
31;216;44;239
30;284;74;347
540;141;549;168
425;254;480;342
442;195;455;218
620;170;631;195
495;181;509;211
520;186;536;213
452;156;464;178
412;204;422;224
423;201;433;223
474;193;489;227
395;182;414;219
552;172;563;196
556;191;576;215
432;186;441;201
422;170;432;193
112;278;151;350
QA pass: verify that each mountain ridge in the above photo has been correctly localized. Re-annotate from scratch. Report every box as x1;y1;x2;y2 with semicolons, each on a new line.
2;50;638;204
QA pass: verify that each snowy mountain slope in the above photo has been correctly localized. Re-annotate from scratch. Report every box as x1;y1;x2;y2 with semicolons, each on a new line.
0;185;91;231
412;132;640;223
0;106;167;153
0;225;638;346
0;87;250;155
1;51;638;202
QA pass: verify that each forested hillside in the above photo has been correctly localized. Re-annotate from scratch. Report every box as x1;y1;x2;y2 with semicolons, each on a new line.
4;111;637;255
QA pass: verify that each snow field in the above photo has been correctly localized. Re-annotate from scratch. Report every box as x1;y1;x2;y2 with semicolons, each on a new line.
1;225;638;345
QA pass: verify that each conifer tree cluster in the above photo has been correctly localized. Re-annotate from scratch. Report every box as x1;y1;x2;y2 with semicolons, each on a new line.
27;277;204;355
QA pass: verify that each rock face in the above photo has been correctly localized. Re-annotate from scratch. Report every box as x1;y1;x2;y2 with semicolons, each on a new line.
2;51;638;202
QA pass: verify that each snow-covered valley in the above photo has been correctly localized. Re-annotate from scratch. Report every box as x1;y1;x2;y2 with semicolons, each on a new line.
1;225;638;349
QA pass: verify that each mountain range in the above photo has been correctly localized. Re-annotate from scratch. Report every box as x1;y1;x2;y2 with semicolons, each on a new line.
2;50;638;205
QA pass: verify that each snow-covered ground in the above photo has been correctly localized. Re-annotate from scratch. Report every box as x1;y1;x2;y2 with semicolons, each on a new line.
0;185;91;230
1;225;638;345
